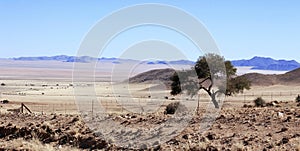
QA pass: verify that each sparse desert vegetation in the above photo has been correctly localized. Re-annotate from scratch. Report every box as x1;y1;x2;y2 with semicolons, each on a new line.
1;100;300;150
2;0;300;150
0;59;300;150
296;95;300;103
253;97;266;107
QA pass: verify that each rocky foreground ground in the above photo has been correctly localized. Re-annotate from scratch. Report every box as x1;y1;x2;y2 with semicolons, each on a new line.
1;101;300;151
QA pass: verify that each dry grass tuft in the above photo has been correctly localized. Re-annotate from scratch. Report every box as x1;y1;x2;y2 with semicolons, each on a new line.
0;138;79;151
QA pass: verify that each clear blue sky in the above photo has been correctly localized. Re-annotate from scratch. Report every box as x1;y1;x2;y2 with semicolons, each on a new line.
0;1;300;61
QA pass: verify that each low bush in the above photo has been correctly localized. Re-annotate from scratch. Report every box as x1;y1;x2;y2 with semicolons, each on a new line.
165;102;180;114
1;100;9;104
253;97;266;107
296;95;300;102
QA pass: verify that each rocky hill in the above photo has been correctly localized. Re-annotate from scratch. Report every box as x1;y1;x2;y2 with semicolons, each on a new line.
128;68;176;86
129;67;300;86
240;67;300;86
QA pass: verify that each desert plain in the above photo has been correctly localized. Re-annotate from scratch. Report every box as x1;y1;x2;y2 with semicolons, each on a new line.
0;59;300;150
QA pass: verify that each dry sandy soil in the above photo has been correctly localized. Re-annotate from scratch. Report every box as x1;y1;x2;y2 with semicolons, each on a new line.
1;101;300;150
1;60;300;150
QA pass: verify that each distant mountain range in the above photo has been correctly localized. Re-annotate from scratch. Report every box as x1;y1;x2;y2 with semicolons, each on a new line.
232;56;300;71
12;55;114;63
9;55;300;71
10;55;195;65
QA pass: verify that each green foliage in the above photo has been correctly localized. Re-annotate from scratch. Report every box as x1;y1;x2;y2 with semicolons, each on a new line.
253;97;266;107
170;53;251;108
225;61;237;78
296;95;300;102
170;72;181;96
165;102;180;114
194;53;226;79
226;76;251;96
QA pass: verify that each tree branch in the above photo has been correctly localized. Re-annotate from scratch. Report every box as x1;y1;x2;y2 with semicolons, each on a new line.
199;86;211;96
199;76;211;85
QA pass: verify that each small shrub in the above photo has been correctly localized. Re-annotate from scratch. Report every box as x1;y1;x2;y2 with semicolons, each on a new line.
296;95;300;102
165;102;180;114
243;104;252;108
253;97;266;107
1;83;5;86
1;100;9;104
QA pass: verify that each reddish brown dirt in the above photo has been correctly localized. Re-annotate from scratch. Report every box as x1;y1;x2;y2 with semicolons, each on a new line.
1;101;300;150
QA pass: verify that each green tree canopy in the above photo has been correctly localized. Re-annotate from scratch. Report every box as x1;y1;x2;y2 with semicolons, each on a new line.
170;53;251;108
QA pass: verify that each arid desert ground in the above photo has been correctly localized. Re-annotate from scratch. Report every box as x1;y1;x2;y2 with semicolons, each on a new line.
1;60;300;150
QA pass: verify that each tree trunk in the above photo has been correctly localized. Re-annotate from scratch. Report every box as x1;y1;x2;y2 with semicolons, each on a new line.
210;93;219;108
197;93;200;115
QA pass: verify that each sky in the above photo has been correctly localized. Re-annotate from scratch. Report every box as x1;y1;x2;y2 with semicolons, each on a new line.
0;1;300;61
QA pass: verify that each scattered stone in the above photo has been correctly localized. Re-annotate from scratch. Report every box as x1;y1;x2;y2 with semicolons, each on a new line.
168;139;179;145
140;143;148;149
266;144;274;149
69;117;79;123
281;137;289;144
206;132;216;140
277;127;288;133
51;115;57;120
217;114;226;120
182;134;189;140
243;140;249;146
283;116;292;122
206;145;218;151
278;112;284;118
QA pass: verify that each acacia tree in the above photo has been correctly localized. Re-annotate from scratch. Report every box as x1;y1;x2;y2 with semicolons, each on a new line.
171;53;251;109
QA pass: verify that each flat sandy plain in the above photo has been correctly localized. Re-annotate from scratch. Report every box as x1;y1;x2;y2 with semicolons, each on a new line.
1;60;300;150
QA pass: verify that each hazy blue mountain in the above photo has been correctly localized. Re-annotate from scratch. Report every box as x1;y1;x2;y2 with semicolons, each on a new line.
112;61;121;64
10;55;300;71
232;56;300;71
168;60;195;65
13;55;73;61
13;55;97;63
145;60;194;65
146;61;155;65
65;56;97;63
145;61;167;65
98;57;118;61
11;55;195;65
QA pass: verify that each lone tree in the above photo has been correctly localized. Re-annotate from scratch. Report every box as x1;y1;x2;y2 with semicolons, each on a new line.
171;53;251;109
